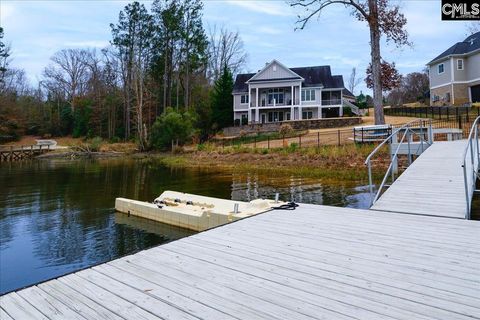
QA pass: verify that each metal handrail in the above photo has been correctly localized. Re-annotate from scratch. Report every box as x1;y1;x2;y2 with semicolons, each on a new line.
461;116;480;219
365;118;433;206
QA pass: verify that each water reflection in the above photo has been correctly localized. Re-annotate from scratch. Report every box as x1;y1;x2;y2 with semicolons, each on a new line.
0;158;370;293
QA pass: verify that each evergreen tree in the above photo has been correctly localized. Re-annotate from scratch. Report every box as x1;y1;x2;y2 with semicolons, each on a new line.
0;27;10;89
210;65;233;130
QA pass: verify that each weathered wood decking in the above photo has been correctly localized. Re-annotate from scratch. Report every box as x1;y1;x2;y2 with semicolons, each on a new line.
371;140;470;219
2;204;480;320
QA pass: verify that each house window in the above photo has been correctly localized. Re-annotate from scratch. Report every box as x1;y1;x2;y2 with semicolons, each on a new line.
438;63;444;74
301;89;316;102
286;112;291;121
268;88;284;105
302;111;313;119
457;59;464;70
240;94;249;104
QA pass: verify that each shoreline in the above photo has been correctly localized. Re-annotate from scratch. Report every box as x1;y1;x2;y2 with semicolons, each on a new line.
34;144;387;182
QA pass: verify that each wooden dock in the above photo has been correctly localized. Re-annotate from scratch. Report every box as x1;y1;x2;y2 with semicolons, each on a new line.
371;140;470;219
0;145;53;162
2;204;479;320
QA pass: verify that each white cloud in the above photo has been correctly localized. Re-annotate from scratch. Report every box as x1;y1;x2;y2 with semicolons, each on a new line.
225;0;293;17
64;40;110;48
257;25;283;35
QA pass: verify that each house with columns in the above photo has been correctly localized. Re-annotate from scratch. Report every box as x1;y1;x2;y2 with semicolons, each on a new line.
232;60;354;124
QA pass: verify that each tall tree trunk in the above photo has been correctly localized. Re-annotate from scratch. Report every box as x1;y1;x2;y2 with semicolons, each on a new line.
368;0;385;125
163;43;168;113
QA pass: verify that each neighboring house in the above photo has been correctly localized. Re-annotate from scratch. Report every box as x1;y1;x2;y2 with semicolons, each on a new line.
427;31;480;106
232;60;355;124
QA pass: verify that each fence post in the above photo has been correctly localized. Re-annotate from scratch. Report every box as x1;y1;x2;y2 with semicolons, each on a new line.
299;134;301;148
283;134;285;148
458;115;462;131
317;132;320;148
267;136;270;149
361;127;364;143
337;130;341;146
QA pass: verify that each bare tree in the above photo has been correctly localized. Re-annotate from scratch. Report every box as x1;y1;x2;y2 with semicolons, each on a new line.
291;0;410;125
348;67;362;95
207;24;248;83
466;22;480;35
43;49;90;112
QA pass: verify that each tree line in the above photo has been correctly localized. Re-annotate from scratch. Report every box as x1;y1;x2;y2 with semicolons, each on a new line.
0;0;246;150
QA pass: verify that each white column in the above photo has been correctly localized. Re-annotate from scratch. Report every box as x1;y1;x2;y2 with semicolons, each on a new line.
247;84;251;123
291;85;294;106
255;87;259;123
339;92;343;117
299;85;303;120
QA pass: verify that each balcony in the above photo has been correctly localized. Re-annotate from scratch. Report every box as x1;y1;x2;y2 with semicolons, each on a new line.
259;98;300;107
321;99;342;106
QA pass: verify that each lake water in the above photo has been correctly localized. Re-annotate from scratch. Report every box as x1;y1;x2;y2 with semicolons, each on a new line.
0;158;371;294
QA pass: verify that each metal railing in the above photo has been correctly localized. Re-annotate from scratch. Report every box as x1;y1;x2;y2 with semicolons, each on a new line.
461;116;480;219
343;100;361;115
321;99;342;106
365;119;433;206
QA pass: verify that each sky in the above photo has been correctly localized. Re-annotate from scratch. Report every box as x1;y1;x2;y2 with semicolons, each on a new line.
0;0;474;95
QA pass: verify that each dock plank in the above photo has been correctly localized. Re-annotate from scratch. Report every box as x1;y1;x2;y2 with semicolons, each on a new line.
371;140;470;219
2;204;480;320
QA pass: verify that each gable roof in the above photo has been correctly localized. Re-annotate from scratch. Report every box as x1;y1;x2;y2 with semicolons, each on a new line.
233;64;345;93
246;60;303;83
428;31;480;65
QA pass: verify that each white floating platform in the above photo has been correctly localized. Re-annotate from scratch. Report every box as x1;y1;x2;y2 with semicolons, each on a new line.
115;191;282;231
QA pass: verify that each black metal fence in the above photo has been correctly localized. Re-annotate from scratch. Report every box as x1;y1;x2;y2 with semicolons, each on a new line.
385;106;480;121
211;129;355;150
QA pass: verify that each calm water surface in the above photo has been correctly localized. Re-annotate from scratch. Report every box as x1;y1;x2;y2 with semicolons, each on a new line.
0;158;370;293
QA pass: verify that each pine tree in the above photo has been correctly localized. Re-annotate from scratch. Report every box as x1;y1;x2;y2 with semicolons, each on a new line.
211;65;233;130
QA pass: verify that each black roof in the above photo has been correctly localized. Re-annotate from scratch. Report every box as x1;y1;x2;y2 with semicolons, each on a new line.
342;88;355;98
233;65;345;93
428;31;480;64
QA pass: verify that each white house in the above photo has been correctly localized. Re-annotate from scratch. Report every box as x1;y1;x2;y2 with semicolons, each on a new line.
427;31;480;106
232;60;355;124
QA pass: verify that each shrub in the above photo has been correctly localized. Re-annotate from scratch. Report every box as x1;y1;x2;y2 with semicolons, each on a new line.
279;123;293;136
150;108;195;151
287;142;299;153
88;137;103;152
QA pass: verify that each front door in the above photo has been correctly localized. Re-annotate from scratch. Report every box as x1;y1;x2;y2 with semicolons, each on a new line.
471;85;480;103
261;114;266;124
278;112;284;122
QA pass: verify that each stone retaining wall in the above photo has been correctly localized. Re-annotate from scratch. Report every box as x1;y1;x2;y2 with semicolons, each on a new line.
222;117;362;137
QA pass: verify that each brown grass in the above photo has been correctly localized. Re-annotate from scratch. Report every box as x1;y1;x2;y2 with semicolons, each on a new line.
155;144;390;182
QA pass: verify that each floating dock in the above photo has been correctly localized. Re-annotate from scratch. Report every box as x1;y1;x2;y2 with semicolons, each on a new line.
1;204;479;319
115;191;283;231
